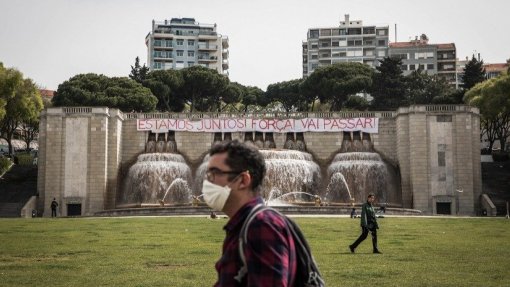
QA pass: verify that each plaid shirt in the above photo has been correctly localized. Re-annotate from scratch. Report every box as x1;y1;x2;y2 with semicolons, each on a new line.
214;197;297;287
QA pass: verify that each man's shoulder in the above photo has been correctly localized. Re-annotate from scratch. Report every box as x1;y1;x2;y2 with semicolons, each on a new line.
248;208;288;235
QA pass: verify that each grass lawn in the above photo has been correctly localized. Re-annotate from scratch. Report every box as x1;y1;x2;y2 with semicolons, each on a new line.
0;216;509;287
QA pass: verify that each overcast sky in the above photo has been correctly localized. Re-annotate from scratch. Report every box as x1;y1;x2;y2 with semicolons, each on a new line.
1;0;508;91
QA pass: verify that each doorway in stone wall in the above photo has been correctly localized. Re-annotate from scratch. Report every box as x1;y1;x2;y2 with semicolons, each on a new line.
436;202;451;215
67;204;82;216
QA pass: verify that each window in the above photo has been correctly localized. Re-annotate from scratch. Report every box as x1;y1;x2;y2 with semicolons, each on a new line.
364;40;373;46
427;52;434;58
377;50;385;57
427;64;434;70
437;115;452;122
154;62;162;69
419;64;425;70
339;40;347;47
332;41;339;47
392;53;407;60
309;30;319;38
176;61;185;68
188;51;195;57
377;40;386;46
401;65;408;70
365;50;374;56
410;64;416;70
188;40;195;46
311;44;318;49
321;42;330;47
377;29;387;36
188;61;195;67
338;29;347;35
346;50;362;57
177;50;184;57
311;54;318;59
177;39;184;46
438;151;445;166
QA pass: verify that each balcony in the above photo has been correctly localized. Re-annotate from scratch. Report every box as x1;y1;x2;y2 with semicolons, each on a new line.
198;56;218;62
222;37;229;49
198;44;218;50
153;42;173;50
222;60;229;70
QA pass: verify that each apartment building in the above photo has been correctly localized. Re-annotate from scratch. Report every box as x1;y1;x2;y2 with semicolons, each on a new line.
302;15;389;77
145;18;229;75
389;35;457;86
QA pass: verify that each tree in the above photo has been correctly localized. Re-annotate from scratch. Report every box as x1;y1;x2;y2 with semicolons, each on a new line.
180;66;229;112
0;63;24;122
240;86;264;113
52;73;157;112
143;70;185;112
265;79;308;112
0;76;43;155
462;55;486;91
20;117;39;151
465;74;510;151
370;57;407;110
129;57;149;84
406;70;457;105
343;95;369;111
302;62;372;111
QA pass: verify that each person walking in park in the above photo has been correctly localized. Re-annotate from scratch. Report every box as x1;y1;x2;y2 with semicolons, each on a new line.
50;198;58;218
203;140;298;286
349;193;381;254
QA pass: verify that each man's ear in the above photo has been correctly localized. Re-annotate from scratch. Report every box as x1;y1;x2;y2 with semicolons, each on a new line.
238;171;252;190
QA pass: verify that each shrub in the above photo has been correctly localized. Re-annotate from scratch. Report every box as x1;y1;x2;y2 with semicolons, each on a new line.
492;151;510;162
0;156;12;175
15;152;34;166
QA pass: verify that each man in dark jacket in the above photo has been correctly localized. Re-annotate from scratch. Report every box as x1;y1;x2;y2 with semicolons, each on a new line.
349;193;381;254
50;198;58;218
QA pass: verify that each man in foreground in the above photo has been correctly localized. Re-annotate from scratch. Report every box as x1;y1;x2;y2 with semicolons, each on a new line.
203;140;297;286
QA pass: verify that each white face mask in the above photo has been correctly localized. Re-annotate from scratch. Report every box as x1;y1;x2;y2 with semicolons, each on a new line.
202;179;231;211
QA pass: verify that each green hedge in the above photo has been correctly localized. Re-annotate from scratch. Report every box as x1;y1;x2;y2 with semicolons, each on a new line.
15;153;34;166
0;156;12;175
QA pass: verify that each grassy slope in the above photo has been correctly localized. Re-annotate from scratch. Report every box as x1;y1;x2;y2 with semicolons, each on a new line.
0;217;509;287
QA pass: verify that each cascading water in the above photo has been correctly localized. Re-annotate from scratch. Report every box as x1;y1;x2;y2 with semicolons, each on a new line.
260;150;321;202
195;148;322;204
326;132;401;205
120;153;192;206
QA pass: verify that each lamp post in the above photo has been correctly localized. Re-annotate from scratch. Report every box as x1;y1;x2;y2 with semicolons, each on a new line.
456;188;463;215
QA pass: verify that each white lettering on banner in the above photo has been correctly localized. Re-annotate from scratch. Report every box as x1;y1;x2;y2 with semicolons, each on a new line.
137;118;379;133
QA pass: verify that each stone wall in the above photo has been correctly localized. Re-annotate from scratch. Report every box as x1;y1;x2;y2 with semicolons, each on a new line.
38;106;481;216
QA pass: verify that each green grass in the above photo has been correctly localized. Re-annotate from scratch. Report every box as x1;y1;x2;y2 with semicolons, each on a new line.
0;217;509;286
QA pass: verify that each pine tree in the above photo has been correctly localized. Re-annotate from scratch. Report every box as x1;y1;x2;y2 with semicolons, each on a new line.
462;55;486;90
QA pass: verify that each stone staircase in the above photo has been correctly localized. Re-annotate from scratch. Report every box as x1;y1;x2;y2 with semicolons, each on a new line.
482;162;510;216
0;165;38;217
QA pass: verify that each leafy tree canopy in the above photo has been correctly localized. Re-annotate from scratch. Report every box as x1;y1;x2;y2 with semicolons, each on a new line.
462;55;486;90
52;73;157;112
180;66;229;112
0;69;43;154
129;57;149;84
143;69;185;112
465;73;510;151
302;62;372;111
265;79;308;112
370;57;407;110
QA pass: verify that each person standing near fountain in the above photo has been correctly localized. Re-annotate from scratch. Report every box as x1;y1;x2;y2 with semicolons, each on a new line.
203;140;298;286
349;193;381;254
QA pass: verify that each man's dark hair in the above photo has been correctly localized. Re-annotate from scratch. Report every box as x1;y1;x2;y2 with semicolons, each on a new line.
209;140;266;191
367;193;375;198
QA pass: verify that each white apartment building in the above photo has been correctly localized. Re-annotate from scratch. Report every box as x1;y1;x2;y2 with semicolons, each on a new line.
145;18;229;75
302;14;389;77
389;35;457;86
